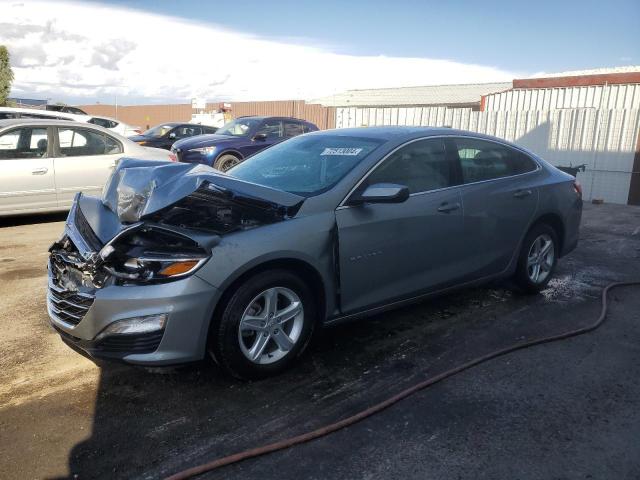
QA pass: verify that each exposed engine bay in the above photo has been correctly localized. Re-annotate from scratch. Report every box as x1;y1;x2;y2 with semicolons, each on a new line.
49;158;306;290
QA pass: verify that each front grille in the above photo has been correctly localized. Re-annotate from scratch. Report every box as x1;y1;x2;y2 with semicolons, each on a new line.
48;278;95;326
95;331;164;354
54;324;164;357
74;203;102;251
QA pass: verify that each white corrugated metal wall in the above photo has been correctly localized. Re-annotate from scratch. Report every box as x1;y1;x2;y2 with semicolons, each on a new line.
335;106;640;204
484;84;640;111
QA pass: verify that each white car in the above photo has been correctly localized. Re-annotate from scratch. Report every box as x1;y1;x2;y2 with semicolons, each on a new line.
0;107;141;138
0;119;172;216
85;116;141;137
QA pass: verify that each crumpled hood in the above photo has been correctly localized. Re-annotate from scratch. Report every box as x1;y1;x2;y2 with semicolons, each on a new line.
102;158;304;226
172;134;238;150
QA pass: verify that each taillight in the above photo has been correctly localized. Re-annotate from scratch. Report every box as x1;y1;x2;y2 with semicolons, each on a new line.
573;180;582;197
168;153;177;162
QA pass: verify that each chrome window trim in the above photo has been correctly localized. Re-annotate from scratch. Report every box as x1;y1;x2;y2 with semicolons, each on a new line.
337;134;541;209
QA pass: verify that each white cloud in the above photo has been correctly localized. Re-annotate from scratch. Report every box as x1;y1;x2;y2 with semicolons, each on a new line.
1;1;520;104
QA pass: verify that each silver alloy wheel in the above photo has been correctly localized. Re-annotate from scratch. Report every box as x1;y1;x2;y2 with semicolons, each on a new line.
527;233;555;284
220;156;240;171
238;287;304;365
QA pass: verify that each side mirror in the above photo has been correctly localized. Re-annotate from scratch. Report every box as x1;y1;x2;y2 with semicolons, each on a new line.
350;183;410;205
168;132;176;139
252;133;267;141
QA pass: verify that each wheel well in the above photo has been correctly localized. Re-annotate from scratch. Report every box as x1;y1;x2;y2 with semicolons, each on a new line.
216;150;243;161
210;259;327;330
531;213;565;253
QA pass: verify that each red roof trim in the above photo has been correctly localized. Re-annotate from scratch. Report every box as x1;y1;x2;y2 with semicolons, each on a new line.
513;72;640;89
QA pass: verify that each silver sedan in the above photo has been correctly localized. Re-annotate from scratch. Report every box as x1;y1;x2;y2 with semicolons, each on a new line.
47;127;582;379
0;119;171;216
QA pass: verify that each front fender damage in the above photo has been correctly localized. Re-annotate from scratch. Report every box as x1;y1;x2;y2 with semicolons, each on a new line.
49;159;305;291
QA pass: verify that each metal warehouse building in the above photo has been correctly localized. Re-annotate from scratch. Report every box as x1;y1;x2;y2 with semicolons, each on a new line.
313;82;511;109
78;67;639;205
325;67;640;205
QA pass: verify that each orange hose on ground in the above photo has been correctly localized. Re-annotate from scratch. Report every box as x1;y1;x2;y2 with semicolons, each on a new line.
165;281;639;480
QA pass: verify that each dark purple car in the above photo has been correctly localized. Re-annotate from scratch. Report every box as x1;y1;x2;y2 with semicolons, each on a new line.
171;116;319;171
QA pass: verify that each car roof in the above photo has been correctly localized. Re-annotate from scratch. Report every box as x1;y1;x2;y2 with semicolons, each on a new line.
0;106;86;119
0;118;127;133
1;118;87;127
90;114;117;121
146;122;202;128
0;118;138;144
235;115;312;122
305;126;455;141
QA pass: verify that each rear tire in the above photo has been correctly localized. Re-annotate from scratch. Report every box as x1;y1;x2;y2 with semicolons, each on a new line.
209;269;316;380
214;153;241;172
514;223;558;294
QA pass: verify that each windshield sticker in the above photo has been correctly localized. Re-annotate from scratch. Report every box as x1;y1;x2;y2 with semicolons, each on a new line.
320;147;363;156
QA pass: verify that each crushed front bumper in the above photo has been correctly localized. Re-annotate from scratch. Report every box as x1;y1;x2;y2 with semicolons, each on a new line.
47;195;221;366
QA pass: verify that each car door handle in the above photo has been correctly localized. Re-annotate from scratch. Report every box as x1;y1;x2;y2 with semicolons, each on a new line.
437;202;460;213
32;167;48;175
513;189;532;198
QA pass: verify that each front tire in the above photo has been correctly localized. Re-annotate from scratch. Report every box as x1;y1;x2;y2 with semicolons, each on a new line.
214;153;241;172
210;270;316;380
514;223;558;293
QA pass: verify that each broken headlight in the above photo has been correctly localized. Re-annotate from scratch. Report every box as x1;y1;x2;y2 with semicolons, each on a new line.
103;227;209;284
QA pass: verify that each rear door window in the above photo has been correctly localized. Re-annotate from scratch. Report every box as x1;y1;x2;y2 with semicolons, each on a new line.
0;127;49;159
57;128;123;156
89;118;118;129
366;138;452;193
283;121;304;137
255;120;283;139
453;137;537;184
174;125;202;138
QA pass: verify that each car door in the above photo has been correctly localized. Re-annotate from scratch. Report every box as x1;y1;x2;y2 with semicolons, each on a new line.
448;137;539;279
0;126;57;214
336;137;466;314
53;126;124;207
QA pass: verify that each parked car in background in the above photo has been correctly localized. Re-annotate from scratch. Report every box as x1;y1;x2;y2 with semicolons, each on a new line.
0;107;141;137
47;127;581;379
46;104;88;115
171;116;319;171
129;123;218;150
0;119;172;216
0;106;83;121
87;116;141;137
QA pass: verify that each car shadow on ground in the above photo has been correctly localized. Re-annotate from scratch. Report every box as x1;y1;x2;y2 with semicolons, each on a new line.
58;275;602;480
0;211;67;228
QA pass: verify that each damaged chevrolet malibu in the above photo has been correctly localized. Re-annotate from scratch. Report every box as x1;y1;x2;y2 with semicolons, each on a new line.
47;127;582;379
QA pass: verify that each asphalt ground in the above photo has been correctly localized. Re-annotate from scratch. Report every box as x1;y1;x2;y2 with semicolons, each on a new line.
0;203;639;479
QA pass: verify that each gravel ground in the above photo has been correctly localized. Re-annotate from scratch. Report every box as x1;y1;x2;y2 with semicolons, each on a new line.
0;203;639;480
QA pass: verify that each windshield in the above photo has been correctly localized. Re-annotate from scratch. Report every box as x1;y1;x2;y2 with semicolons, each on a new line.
228;134;384;197
216;118;262;137
143;124;174;137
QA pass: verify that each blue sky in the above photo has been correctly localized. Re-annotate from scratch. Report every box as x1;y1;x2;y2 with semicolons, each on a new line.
95;0;639;72
2;0;638;103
